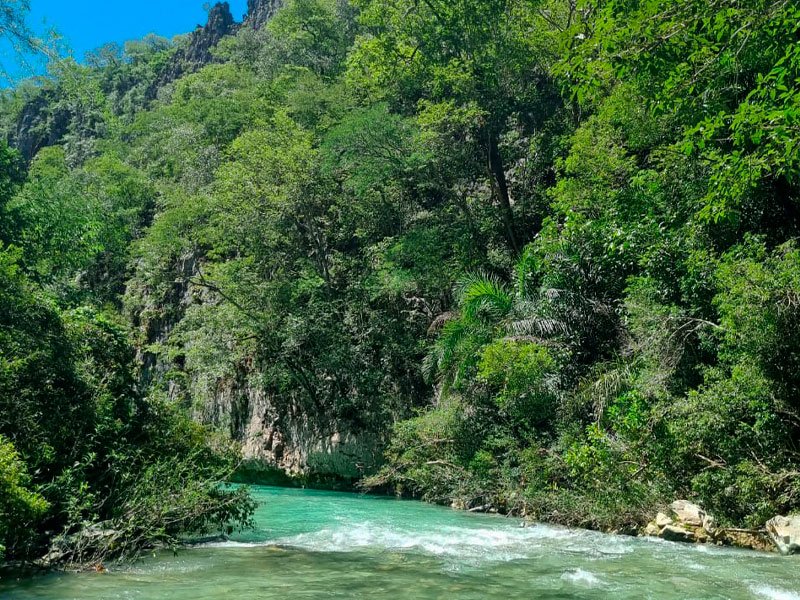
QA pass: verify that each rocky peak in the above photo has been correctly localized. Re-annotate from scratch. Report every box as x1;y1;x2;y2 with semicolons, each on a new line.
179;2;235;68
245;0;283;29
150;2;236;95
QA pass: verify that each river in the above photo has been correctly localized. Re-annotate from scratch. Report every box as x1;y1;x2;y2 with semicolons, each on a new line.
2;485;799;599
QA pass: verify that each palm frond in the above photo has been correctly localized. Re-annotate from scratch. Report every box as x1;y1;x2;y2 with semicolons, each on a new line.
457;271;512;322
509;316;567;337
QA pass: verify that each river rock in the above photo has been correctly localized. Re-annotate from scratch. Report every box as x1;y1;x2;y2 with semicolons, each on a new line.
718;529;774;552
670;500;706;528
660;525;696;543
655;512;673;528
766;515;800;555
644;501;718;544
644;522;660;536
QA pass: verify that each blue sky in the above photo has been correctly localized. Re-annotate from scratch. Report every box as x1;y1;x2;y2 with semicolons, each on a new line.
2;0;248;81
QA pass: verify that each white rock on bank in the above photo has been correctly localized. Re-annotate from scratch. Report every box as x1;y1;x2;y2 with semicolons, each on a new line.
643;501;717;543
766;515;800;555
670;500;706;529
655;512;673;528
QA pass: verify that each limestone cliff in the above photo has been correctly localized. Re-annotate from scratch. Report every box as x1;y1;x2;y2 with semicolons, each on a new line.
200;367;383;482
130;253;384;484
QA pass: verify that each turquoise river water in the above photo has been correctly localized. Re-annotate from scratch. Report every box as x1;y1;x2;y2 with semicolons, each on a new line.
2;485;799;599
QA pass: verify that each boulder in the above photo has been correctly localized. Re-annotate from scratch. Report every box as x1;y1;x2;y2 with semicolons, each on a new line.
660;525;696;543
644;501;719;544
670;500;706;528
655;512;673;528
766;515;800;555
644;522;660;537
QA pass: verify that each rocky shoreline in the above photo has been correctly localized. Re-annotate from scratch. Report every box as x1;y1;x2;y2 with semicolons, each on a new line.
454;496;799;555
635;500;797;554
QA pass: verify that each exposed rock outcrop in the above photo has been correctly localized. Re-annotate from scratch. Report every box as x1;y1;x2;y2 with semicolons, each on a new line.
643;500;776;552
203;367;384;481
245;0;284;29
149;2;236;96
9;0;287;160
132;252;383;484
716;528;773;553
767;515;800;555
644;501;716;544
6;88;71;162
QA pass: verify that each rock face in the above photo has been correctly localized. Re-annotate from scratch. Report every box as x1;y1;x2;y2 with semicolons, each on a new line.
766;515;800;555
150;2;237;96
134;252;382;484
7;88;71;162
245;0;284;29
203;368;384;481
148;0;286;98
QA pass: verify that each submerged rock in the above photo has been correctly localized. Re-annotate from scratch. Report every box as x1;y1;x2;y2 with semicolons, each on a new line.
766;515;800;555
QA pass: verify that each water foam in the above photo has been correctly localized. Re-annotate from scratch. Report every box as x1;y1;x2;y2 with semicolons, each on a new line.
201;517;640;566
561;568;602;586
750;585;800;600
273;522;551;562
284;519;642;565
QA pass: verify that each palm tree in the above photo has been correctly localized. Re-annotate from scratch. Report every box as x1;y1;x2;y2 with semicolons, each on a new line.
425;245;569;393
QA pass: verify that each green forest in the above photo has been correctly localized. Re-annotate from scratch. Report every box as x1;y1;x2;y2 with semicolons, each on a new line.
1;0;800;565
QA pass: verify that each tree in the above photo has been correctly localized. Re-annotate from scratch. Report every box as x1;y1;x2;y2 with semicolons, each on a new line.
349;0;561;252
0;0;56;83
0;436;47;560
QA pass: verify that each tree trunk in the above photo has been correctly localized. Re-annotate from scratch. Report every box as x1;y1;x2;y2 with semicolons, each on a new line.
487;132;519;253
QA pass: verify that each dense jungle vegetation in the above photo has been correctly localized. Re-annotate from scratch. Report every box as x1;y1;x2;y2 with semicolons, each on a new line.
1;0;800;563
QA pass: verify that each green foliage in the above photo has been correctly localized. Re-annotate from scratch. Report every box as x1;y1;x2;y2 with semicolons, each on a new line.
372;0;800;530
477;340;558;430
0;436;48;560
2;0;800;554
0;245;253;562
669;365;791;526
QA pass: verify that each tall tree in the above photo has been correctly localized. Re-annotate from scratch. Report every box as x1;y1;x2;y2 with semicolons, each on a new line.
349;0;560;252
